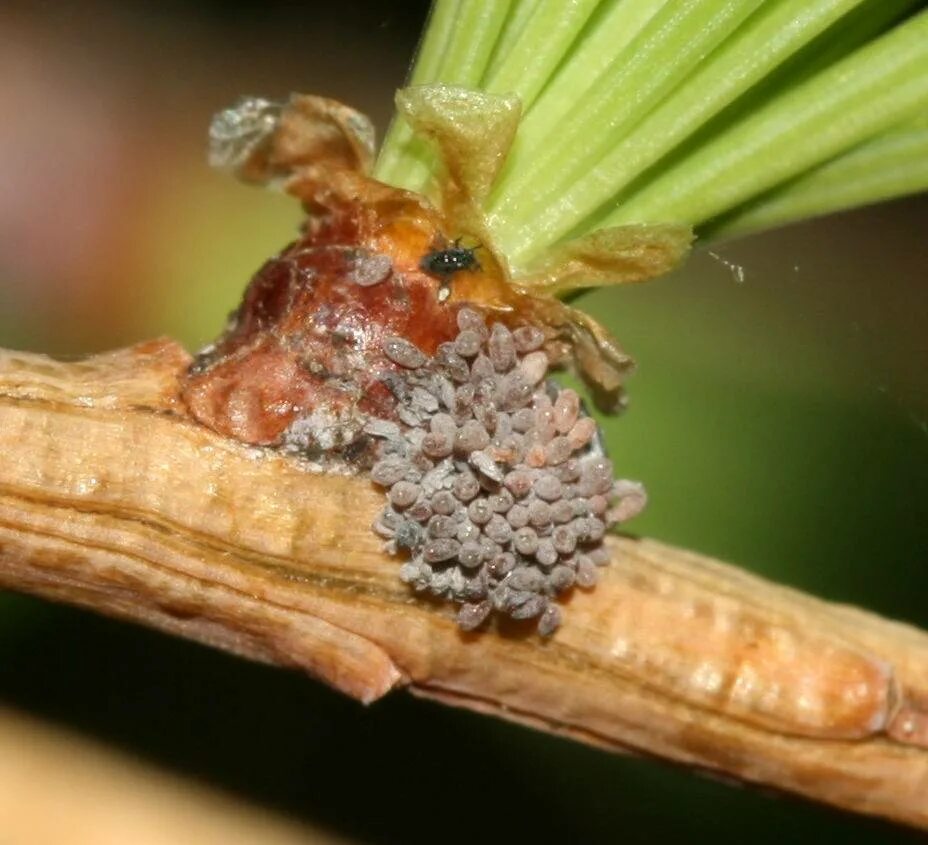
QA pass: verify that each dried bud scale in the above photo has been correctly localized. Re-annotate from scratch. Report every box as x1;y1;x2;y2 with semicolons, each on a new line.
369;308;645;636
191;94;653;638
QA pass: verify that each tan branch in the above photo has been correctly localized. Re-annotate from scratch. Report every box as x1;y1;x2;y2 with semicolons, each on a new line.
1;341;926;828
0;707;348;844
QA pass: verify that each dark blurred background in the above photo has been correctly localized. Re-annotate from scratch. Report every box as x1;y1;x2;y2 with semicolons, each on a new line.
0;2;926;842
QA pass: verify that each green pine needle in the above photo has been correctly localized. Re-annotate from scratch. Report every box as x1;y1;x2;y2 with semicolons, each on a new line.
484;0;601;109
486;0;769;255
601;6;928;228
375;0;928;264
713;116;928;236
483;0;542;81
499;0;910;261
374;0;512;191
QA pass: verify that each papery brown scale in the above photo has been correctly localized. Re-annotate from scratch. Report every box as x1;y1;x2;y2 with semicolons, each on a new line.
183;89;649;455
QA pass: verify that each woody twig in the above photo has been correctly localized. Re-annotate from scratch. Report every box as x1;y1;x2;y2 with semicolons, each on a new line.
0;341;926;829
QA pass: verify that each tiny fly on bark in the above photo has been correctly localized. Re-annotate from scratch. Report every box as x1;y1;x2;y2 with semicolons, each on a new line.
420;238;481;300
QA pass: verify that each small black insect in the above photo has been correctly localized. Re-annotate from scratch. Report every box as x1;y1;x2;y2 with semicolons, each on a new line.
420;237;481;281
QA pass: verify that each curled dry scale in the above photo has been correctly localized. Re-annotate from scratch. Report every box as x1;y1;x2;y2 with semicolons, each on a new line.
2;86;927;829
189;89;675;635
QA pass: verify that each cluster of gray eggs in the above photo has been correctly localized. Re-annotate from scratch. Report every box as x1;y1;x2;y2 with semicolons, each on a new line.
368;308;646;636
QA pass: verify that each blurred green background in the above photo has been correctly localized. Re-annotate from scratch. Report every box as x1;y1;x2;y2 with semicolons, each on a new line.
0;1;926;842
